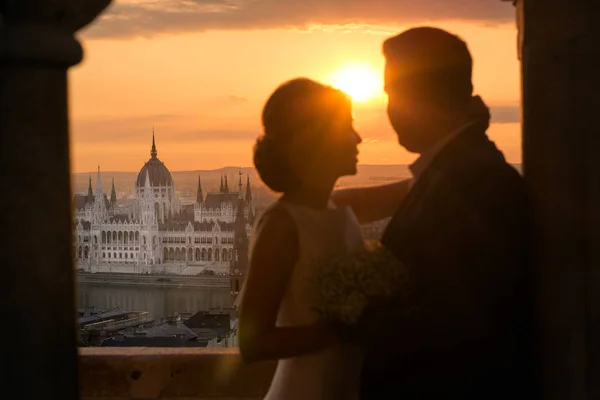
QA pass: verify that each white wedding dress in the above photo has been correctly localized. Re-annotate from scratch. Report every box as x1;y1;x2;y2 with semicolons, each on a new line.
256;200;365;400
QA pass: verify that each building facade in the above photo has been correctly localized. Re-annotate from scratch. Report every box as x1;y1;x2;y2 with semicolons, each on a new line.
73;135;254;276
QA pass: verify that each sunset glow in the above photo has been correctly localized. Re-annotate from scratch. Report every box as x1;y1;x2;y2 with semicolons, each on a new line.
330;65;383;102
71;4;521;173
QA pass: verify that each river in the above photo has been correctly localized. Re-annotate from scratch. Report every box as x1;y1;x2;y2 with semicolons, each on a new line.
77;282;234;321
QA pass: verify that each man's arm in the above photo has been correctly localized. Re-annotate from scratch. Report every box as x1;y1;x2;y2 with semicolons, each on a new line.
331;179;412;224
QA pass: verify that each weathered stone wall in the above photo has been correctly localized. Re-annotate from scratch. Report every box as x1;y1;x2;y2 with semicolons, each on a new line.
80;348;276;399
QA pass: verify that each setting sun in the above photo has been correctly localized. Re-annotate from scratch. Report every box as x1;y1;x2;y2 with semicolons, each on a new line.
330;65;382;102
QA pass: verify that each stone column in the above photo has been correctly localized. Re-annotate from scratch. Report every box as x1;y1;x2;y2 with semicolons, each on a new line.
520;1;600;399
0;1;111;399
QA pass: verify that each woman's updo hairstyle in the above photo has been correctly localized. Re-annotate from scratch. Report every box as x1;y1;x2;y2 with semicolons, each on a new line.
254;78;351;193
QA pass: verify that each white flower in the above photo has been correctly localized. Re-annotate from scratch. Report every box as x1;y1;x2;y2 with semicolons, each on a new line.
309;240;409;326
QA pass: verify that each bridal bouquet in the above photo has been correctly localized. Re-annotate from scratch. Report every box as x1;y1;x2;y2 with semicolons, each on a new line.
309;240;409;326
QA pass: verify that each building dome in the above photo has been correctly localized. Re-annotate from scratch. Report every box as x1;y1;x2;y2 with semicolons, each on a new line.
136;134;173;187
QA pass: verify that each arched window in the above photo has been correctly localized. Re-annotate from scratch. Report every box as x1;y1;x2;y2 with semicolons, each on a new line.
112;231;117;242
78;246;82;259
208;248;212;261
118;231;123;243
84;247;89;259
101;231;106;244
215;249;220;261
102;252;105;258
195;248;201;261
202;248;207;261
188;248;193;261
222;248;227;261
94;236;98;245
164;248;169;262
169;248;174;261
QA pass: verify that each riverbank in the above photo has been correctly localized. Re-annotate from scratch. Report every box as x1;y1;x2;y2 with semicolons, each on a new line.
77;272;230;288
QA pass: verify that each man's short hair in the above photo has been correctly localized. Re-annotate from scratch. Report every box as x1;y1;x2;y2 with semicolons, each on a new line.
383;27;473;108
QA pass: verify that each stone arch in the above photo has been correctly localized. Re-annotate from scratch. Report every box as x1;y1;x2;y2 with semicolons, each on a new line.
163;248;168;261
215;248;220;261
222;248;227;261
202;248;207;261
208;248;212;261
169;247;174;261
188;248;193;261
195;248;201;261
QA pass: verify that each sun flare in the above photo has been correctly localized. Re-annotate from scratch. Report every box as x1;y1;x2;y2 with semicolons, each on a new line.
330;65;382;102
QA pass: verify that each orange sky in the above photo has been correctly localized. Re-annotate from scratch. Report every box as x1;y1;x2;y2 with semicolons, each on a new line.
70;1;520;173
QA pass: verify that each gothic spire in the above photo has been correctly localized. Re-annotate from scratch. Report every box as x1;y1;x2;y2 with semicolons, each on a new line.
151;125;157;158
220;175;224;192
96;166;103;194
224;175;229;193
196;174;204;203
86;175;94;202
238;169;243;199
245;174;252;203
110;178;117;207
233;193;249;275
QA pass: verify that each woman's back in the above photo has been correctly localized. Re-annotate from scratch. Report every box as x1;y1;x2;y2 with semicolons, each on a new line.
258;200;364;400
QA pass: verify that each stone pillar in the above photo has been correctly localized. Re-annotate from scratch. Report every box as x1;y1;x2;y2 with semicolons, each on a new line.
520;1;600;399
0;1;111;399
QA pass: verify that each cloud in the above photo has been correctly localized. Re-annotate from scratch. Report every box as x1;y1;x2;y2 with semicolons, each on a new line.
72;113;259;144
490;105;520;124
83;0;514;39
226;95;249;104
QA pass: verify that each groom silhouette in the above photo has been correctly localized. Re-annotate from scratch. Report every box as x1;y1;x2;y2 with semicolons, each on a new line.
336;27;536;399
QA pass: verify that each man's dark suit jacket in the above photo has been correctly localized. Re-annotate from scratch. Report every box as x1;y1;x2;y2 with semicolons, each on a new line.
360;121;536;399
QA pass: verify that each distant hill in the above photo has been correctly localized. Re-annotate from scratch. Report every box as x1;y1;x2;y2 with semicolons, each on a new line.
72;163;522;207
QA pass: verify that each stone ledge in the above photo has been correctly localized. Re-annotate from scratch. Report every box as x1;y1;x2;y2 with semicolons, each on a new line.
80;348;276;399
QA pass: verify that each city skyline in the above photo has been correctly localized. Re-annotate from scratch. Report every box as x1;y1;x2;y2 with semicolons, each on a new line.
70;1;521;173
